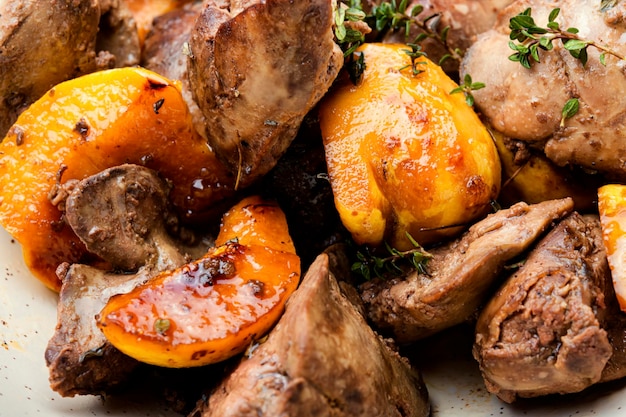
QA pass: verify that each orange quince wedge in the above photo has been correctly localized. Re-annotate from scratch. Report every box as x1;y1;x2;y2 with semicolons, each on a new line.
598;184;626;312
97;195;301;368
0;67;234;291
319;43;501;249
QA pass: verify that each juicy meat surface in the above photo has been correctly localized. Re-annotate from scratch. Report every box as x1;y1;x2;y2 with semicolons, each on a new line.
192;246;430;417
474;213;612;403
360;198;574;343
46;165;198;397
188;0;343;188
461;0;626;180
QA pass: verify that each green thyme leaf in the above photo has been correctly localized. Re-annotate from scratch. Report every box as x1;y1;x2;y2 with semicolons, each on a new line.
560;98;580;127
351;232;432;280
507;7;625;69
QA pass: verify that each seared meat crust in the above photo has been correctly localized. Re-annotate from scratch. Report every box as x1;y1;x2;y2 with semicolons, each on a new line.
192;246;430;417
461;0;626;180
474;214;612;403
360;198;574;343
188;0;343;188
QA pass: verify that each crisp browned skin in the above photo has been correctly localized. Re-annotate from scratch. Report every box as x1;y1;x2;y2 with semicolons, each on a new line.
360;198;574;344
193;247;430;417
461;0;626;180
0;0;141;138
474;214;613;403
188;0;343;188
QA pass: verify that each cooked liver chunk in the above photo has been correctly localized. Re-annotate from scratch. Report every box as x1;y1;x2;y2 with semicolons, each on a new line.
461;0;626;180
187;0;343;188
360;198;574;343
474;213;612;403
192;247;430;417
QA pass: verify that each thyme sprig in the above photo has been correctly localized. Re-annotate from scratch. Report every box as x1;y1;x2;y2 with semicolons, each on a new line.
560;97;580;127
367;0;463;66
400;43;428;76
450;73;485;106
508;7;626;69
334;0;368;56
351;233;432;280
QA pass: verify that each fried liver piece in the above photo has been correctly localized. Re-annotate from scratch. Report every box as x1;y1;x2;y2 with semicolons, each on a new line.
461;0;626;180
191;247;430;417
187;0;343;188
360;198;574;344
474;213;613;403
46;165;199;396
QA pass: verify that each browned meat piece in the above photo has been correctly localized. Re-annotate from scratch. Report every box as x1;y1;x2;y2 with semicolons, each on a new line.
46;265;144;397
142;2;207;139
96;0;142;68
0;0;141;138
473;213;613;403
0;0;99;137
360;198;574;344
461;0;626;180
192;246;430;417
63;164;193;271
187;0;343;188
384;0;516;73
46;165;204;397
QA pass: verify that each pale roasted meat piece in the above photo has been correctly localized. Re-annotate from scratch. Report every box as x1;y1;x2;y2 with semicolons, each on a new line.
461;0;626;180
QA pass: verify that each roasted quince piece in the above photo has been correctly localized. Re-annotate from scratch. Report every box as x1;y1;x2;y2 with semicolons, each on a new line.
598;184;626;312
319;43;501;249
0;67;234;291
97;195;301;368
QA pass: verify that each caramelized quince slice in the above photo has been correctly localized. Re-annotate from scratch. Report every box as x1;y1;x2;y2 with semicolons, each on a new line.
0;67;234;290
598;184;626;312
319;43;501;249
97;196;301;367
